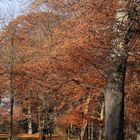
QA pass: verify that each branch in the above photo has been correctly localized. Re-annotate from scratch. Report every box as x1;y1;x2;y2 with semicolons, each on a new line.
92;63;107;81
0;71;6;75
71;79;97;90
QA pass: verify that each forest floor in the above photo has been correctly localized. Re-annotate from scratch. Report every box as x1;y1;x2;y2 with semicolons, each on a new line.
0;134;78;140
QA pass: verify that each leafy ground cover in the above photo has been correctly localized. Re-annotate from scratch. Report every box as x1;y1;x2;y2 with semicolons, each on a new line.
0;134;78;140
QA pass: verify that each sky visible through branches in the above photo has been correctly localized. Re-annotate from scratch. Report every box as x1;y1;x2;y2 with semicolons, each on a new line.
0;0;29;26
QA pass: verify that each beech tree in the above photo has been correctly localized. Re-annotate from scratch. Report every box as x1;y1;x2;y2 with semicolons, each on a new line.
30;1;140;140
104;1;140;139
0;0;139;140
0;19;19;140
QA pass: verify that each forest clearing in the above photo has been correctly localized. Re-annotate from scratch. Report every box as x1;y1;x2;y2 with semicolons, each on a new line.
0;0;140;140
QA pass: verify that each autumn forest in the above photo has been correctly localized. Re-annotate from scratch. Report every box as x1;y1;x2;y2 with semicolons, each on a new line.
0;0;140;140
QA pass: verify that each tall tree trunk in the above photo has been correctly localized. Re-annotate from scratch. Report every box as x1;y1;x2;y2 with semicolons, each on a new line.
90;122;94;140
80;94;91;140
78;129;81;140
87;123;90;140
67;127;70;140
38;93;47;140
136;123;140;140
80;123;88;140
8;27;15;140
28;104;32;135
105;57;127;140
8;73;14;140
38;107;46;140
39;128;46;140
9;97;14;140
49;131;52;140
39;116;46;140
104;0;129;139
87;122;93;140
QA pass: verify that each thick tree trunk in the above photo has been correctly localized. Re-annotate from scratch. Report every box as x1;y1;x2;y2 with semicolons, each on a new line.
104;0;129;139
105;58;127;140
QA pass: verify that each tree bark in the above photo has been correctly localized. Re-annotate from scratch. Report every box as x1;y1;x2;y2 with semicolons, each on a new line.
38;107;46;140
8;73;14;140
104;0;129;139
136;123;140;140
90;122;94;140
49;131;52;140
105;57;127;140
8;27;15;140
67;126;70;140
28;104;32;135
80;94;91;140
9;97;14;140
98;98;104;140
87;122;93;140
39;128;46;140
